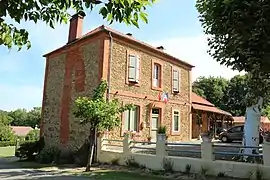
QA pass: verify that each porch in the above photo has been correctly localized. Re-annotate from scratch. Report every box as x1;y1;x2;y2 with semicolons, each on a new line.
191;92;233;139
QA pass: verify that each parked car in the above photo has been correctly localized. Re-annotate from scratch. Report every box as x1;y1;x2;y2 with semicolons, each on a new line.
218;125;264;143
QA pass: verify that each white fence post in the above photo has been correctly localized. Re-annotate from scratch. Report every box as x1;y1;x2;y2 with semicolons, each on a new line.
156;135;167;157
96;134;105;162
201;142;214;161
123;133;131;157
263;141;270;166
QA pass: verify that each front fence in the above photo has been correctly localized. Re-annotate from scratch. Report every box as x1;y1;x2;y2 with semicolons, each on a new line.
97;134;270;179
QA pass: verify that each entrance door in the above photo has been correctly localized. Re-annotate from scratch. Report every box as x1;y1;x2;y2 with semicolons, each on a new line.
151;108;160;142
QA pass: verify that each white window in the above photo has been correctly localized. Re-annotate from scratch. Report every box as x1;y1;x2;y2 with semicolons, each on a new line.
153;63;161;87
128;54;140;83
172;69;180;93
124;106;139;132
172;111;180;132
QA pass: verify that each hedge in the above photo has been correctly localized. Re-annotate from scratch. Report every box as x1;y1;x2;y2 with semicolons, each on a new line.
0;140;36;147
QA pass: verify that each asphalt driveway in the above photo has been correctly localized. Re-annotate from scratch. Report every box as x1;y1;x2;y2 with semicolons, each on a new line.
0;157;88;180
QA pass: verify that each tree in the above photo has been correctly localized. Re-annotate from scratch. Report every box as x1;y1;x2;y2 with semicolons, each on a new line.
0;111;15;141
192;76;229;110
1;0;156;50
196;0;270;157
27;107;41;128
8;109;28;126
74;80;133;171
224;74;249;116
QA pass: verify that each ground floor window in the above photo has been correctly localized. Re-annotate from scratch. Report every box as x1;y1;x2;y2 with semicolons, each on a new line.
173;110;180;132
123;105;139;132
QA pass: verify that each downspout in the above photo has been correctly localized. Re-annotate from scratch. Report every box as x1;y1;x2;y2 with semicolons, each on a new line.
106;32;113;102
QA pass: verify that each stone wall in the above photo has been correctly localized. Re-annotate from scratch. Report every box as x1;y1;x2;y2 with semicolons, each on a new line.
42;39;102;151
107;40;191;141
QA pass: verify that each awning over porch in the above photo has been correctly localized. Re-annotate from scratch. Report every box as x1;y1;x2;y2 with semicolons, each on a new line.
191;92;232;116
192;103;231;116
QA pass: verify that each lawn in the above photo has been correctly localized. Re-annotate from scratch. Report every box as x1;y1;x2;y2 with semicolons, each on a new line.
78;169;167;180
0;146;15;157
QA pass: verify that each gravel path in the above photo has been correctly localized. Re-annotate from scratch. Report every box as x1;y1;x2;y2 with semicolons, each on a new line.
0;157;88;180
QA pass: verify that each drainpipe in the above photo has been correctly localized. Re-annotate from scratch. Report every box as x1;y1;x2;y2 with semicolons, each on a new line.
106;32;113;102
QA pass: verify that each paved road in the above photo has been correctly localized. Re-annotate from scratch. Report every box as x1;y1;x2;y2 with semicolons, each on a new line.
0;157;89;180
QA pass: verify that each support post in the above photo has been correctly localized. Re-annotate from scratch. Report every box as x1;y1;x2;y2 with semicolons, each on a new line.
201;142;214;161
263;141;270;166
156;135;167;157
123;133;131;157
96;134;105;162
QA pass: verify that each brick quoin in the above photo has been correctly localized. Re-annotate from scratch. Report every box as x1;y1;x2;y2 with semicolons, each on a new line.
60;47;86;145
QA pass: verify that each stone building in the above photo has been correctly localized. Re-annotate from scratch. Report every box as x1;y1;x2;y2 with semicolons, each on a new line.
40;12;194;151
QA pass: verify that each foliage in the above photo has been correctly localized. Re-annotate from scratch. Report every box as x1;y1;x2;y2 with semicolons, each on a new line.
193;74;270;116
162;158;174;172
223;74;249;116
192;76;229;110
1;0;156;50
125;156;140;168
8;107;41;128
74;80;133;171
0;141;16;147
36;146;61;164
74;80;133;131
0;126;15;142
0;110;16;141
15;138;44;160
25;129;40;141
157;126;166;134
196;0;270;106
184;164;192;175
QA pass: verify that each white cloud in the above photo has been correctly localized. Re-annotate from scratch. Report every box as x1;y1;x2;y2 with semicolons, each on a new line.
149;35;245;81
0;84;43;111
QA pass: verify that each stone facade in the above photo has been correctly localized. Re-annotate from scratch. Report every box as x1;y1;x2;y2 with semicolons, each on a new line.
42;38;102;151
41;27;193;152
107;40;192;142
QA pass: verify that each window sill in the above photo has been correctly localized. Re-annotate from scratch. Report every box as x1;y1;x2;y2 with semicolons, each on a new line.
126;81;141;87
151;86;162;91
171;131;181;136
121;130;141;137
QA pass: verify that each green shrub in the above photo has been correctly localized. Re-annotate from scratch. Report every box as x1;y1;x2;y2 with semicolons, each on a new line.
25;129;40;141
157;126;166;134
0;141;16;147
15;137;44;160
36;145;61;164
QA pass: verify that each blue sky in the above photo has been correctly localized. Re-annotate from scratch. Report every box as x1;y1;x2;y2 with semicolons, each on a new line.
0;0;241;111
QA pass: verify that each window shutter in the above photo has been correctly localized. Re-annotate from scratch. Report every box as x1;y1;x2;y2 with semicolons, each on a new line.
153;64;160;87
135;56;140;83
124;110;130;131
173;69;179;92
129;108;135;131
128;55;136;81
134;107;138;131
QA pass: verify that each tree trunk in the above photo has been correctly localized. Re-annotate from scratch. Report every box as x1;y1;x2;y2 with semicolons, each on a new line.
85;128;96;172
242;97;263;157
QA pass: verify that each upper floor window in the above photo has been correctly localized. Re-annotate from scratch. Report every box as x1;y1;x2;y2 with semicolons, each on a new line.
172;110;180;132
172;68;180;93
128;54;140;83
123;106;140;132
153;63;161;88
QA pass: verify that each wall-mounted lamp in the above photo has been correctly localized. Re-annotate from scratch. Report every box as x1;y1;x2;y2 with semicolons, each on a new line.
144;96;147;99
114;91;118;95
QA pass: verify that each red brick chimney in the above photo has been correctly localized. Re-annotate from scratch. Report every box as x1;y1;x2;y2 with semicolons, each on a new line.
68;11;86;43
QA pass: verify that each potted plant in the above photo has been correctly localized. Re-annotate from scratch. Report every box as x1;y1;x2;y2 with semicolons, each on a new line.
157;126;167;141
200;130;213;142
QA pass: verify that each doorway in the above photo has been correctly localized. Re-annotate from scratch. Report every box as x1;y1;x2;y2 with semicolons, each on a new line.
151;108;160;142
